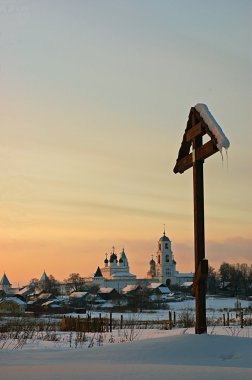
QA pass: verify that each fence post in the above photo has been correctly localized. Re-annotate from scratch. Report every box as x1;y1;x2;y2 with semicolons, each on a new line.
99;313;102;332
173;312;176;327
240;310;244;328
227;312;229;326
169;311;172;330
223;314;226;326
110;312;112;333
120;315;123;329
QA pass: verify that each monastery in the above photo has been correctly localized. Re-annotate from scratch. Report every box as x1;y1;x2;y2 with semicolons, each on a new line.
1;230;194;292
92;230;194;290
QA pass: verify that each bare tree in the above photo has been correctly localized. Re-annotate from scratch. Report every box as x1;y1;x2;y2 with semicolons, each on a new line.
64;273;85;292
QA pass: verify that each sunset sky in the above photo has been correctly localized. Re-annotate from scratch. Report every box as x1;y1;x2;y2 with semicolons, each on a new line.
0;0;251;286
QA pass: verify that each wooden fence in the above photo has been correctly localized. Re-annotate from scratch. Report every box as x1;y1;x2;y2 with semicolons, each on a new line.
60;310;252;333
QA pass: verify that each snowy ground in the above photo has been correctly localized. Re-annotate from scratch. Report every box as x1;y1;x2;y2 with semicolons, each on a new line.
0;297;251;379
0;327;251;380
84;296;252;321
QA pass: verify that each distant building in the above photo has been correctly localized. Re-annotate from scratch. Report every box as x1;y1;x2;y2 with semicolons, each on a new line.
0;297;26;314
0;273;12;293
147;230;194;286
92;247;138;291
101;247;136;281
92;229;193;291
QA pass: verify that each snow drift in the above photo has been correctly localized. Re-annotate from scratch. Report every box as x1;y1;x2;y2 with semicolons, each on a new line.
0;333;251;380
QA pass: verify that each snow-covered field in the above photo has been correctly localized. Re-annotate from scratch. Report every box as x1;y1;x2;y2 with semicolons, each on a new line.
0;297;251;380
89;296;252;321
0;328;251;380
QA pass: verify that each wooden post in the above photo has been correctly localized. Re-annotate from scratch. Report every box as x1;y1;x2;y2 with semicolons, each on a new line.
193;134;207;334
240;310;244;328
223;314;226;326
120;314;123;330
110;312;112;333
174;106;228;334
169;311;172;330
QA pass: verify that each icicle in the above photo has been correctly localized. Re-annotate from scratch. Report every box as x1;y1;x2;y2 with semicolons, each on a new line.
225;148;229;171
220;149;224;167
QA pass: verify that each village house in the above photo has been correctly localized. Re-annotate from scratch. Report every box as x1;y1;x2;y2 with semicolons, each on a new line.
0;297;26;314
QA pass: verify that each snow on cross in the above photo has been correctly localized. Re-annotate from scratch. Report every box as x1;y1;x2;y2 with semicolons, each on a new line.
195;103;230;151
173;104;230;334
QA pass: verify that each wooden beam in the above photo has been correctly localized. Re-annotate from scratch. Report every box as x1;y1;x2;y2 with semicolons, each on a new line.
186;122;204;142
173;140;219;174
192;259;208;296
193;135;207;334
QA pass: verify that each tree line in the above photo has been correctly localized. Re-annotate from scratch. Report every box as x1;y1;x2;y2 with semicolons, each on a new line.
208;262;252;296
28;262;252;298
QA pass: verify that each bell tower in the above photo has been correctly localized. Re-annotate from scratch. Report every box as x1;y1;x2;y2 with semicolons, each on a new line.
155;227;175;283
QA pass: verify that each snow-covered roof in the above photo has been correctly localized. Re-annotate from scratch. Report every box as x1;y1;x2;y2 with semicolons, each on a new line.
70;292;88;298
0;297;26;305
4;288;19;295
37;293;53;299
148;283;171;293
148;283;164;289
181;281;193;288
110;272;136;278
41;300;60;307
98;287;116;294
100;301;114;308
174;273;194;278
121;285;140;293
18;286;33;295
195;103;230;151
158;287;171;294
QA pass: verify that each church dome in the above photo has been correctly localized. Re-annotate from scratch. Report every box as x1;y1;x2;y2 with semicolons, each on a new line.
104;257;108;264
110;253;117;263
149;258;155;265
159;233;170;242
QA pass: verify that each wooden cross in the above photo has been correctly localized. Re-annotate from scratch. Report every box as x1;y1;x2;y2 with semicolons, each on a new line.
173;105;228;334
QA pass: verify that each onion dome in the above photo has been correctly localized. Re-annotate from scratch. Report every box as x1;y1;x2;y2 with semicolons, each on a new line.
110;252;117;263
149;258;155;265
119;257;123;263
104;257;108;264
159;232;170;242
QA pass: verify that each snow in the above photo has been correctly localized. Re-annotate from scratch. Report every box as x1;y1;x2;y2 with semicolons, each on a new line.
69;292;88;298
111;271;135;277
0;329;251;379
121;285;139;293
98;287;115;293
195;103;230;151
0;297;251;379
0;297;26;305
